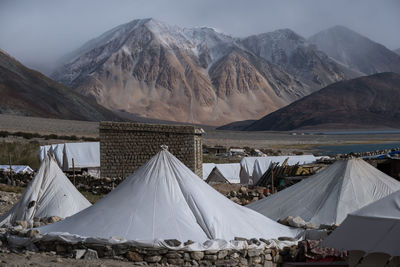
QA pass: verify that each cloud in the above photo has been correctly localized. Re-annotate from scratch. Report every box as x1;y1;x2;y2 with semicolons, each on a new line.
0;0;399;74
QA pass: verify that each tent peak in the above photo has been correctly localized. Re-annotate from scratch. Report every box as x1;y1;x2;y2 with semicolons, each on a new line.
160;144;169;151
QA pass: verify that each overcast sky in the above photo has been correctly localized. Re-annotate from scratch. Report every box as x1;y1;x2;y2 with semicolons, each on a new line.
1;0;399;74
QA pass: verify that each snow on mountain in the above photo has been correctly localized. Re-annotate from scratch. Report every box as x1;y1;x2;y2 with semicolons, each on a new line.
238;29;360;91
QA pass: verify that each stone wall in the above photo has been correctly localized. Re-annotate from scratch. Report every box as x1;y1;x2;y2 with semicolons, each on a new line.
99;122;203;179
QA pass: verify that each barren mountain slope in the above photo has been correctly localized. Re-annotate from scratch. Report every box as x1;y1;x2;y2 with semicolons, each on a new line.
239;29;360;91
0;50;121;121
52;18;309;125
244;72;400;131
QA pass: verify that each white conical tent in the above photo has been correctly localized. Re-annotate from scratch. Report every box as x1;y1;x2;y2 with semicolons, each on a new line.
247;159;400;226
323;189;400;256
39;149;300;244
0;156;91;226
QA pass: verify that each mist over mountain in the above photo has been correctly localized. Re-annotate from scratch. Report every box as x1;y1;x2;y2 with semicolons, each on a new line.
395;48;400;56
238;29;360;91
309;25;400;75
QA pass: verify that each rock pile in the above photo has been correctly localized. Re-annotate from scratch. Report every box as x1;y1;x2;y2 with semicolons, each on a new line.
225;186;268;206
0;227;300;267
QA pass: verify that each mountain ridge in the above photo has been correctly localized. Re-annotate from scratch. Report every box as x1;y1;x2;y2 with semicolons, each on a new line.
0;49;122;122
52;18;365;126
243;72;400;131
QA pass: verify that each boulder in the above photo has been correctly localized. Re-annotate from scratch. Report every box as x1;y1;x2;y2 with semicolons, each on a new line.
84;249;98;260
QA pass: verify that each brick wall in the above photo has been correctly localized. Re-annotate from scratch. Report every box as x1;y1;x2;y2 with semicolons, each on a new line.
100;122;203;179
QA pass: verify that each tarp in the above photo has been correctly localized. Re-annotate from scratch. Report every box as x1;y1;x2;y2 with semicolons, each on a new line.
240;155;317;184
202;163;216;180
0;155;91;226
0;165;33;174
247;159;400;226
323;189;400;256
38;148;301;245
38;142;100;171
62;142;100;170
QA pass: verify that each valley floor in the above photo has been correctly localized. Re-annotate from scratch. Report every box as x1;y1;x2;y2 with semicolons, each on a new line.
1;114;400;155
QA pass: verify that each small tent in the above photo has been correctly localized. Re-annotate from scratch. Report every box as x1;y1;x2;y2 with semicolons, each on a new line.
39;147;300;244
206;163;241;184
202;163;216;180
0;156;91;226
322;189;400;256
247;159;400;226
0;165;33;174
240;155;317;184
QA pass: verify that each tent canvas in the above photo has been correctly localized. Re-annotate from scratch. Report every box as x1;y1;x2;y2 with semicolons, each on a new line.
38;145;51;162
0;156;91;226
0;165;33;174
323;189;400;256
39;148;300;244
247;159;400;226
206;167;230;184
62;142;100;171
49;144;64;167
240;155;317;184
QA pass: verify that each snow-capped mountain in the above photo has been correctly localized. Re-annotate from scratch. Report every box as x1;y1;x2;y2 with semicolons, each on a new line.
309;25;400;75
238;29;360;91
52;18;310;125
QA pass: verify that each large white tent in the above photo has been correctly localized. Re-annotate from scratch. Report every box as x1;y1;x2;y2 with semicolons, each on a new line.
0;156;91;226
240;155;317;184
49;144;64;167
247;159;400;226
206;163;241;184
323;189;400;256
39;148;300;244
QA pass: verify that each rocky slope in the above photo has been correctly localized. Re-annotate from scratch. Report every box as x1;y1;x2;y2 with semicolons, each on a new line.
0;50;121;121
309;26;400;75
244;72;400;131
52;19;312;125
238;29;359;91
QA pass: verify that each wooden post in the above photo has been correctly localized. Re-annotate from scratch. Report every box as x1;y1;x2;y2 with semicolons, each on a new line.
271;168;274;194
8;153;13;183
72;158;75;186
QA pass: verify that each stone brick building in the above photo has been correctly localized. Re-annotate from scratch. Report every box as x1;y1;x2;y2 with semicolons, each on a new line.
99;122;203;179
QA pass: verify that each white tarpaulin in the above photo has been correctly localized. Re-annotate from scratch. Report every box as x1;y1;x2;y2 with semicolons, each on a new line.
0;156;91;226
202;163;216;180
39;148;301;245
0;165;33;174
323;189;400;256
240;155;317;184
209;163;241;184
247;159;400;226
62;142;100;171
49;144;64;167
38;145;51;162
